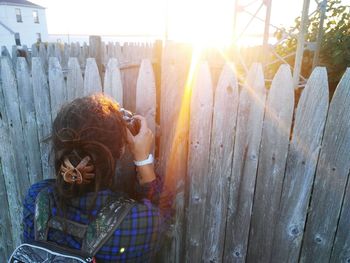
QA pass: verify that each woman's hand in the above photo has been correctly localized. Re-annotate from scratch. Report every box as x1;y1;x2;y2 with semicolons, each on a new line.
126;115;156;185
126;115;153;161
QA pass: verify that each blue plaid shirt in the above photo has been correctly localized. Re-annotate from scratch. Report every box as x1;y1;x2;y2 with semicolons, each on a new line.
23;175;173;262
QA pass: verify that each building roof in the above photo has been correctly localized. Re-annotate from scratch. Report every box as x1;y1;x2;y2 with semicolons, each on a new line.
0;0;45;9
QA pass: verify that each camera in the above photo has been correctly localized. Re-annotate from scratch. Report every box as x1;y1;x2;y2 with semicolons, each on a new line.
120;108;141;136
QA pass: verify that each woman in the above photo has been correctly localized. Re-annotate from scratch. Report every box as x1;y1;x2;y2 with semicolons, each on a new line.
22;94;173;262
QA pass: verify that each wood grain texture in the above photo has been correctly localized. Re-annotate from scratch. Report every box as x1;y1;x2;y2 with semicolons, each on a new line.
1;46;11;59
115;42;123;62
11;45;17;68
49;57;67;120
247;65;294;263
31;43;38;57
89;36;102;78
271;67;329;262
0;71;22;249
104;58;123;105
136;59;156;137
0;56;30;197
300;68;350;262
185;62;214;262
157;42;192;263
121;66;139;112
62;43;70;70
84;58;102;95
54;43;63;66
16;57;42;184
202;63;239;263
79;43;87;69
47;43;55;58
0;160;14;259
39;43;47;72
67;57;84;101
223;63;266;263
101;41;107;67
32;57;54;179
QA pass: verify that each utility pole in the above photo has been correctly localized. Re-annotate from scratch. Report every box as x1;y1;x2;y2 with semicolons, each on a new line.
312;0;327;69
262;0;272;63
293;0;311;88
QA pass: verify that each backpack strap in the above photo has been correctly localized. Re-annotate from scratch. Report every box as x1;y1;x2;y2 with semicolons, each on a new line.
34;189;51;241
34;189;89;241
81;197;135;256
34;187;136;257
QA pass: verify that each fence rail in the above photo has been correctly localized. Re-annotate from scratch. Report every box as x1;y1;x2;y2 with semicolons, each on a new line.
0;40;350;263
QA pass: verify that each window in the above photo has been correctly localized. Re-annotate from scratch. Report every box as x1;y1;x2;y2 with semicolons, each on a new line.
36;33;41;42
14;33;21;46
33;10;39;23
15;8;22;22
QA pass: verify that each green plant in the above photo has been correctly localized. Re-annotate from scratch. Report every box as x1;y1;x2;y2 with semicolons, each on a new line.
271;0;350;94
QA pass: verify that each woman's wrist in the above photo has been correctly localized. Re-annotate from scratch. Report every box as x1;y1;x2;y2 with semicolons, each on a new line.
137;164;156;185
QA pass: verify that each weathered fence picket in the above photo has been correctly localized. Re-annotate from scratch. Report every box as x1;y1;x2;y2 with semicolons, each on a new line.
39;43;47;72
223;63;266;263
0;56;30;196
104;58;123;105
32;57;53;179
67;57;84;101
0;56;29;249
135;59;156;137
271;67;329;262
84;58;103;95
0;76;19;256
16;58;42;184
49;57;67;119
202;63;239;263
300;68;350;262
247;64;294;263
0;162;14;260
185;62;214;262
47;43;55;59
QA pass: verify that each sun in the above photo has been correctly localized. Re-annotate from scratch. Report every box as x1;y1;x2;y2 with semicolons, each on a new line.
166;0;235;47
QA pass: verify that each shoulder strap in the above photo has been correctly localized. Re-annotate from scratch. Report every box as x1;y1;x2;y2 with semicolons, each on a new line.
35;187;135;256
34;188;51;241
81;197;135;256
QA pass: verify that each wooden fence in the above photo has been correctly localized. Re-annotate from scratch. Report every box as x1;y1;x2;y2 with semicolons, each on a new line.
1;40;350;263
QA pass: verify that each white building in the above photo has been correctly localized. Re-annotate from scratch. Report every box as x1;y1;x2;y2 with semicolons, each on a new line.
0;0;48;51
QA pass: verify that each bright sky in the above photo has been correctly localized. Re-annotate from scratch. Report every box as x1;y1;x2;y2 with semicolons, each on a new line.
30;0;349;45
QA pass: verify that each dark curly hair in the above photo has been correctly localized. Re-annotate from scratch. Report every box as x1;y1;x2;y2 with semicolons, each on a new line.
52;94;128;211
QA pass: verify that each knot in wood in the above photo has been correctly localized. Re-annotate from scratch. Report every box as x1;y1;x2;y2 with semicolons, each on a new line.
233;249;241;258
288;225;301;237
190;239;199;247
314;234;323;244
193;196;201;202
249;154;257;161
